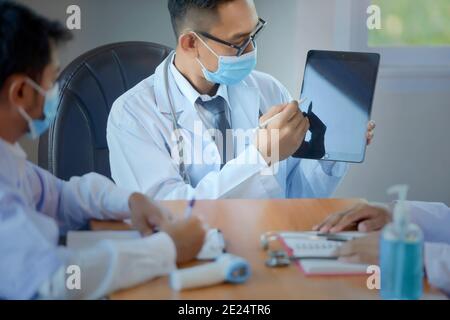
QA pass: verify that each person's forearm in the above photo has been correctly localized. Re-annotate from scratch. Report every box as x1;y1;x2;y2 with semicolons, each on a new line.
151;144;280;200
37;233;176;300
58;173;134;232
404;201;450;243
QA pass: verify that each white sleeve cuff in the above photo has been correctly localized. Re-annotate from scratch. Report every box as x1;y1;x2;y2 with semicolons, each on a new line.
37;233;177;300
107;232;177;291
135;232;177;270
238;144;283;197
234;143;271;170
424;242;450;294
103;186;134;219
62;173;135;222
221;144;274;183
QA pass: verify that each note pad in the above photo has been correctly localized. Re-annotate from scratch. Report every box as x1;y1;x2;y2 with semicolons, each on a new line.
278;232;369;276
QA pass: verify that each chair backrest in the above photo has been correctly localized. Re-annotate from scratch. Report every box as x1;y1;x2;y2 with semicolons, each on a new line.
38;41;172;180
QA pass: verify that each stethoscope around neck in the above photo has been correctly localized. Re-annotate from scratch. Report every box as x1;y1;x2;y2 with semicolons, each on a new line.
164;51;192;185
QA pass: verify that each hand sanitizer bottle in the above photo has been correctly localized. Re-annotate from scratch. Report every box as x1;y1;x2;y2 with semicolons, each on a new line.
380;185;424;300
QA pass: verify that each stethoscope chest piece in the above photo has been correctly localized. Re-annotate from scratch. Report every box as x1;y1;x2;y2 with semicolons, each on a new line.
265;250;292;268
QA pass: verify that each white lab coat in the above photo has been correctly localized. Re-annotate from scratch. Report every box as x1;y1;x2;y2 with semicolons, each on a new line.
107;52;348;200
408;201;450;296
0;138;176;300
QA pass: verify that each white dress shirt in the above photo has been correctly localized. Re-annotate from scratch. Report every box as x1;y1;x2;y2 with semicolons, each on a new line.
170;60;233;131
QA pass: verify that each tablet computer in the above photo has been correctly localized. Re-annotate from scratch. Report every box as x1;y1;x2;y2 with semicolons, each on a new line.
293;50;380;163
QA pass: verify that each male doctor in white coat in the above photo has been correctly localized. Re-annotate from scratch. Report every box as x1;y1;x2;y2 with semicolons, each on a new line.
107;0;375;200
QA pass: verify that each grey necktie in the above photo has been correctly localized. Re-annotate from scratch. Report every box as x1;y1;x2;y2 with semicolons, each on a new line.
197;96;233;167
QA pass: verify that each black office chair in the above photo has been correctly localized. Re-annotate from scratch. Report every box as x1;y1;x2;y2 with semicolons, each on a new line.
38;41;172;180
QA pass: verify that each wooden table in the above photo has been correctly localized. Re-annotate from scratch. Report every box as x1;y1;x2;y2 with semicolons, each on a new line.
92;199;442;300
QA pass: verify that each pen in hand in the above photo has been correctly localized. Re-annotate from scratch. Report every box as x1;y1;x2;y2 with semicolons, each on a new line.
259;97;308;129
184;198;196;219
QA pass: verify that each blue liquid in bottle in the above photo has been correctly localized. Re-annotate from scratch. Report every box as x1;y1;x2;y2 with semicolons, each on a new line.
380;223;424;300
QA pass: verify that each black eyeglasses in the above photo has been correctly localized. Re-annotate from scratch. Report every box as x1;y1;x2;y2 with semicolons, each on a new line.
196;18;267;57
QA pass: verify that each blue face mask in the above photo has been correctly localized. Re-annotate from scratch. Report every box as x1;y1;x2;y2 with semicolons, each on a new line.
17;78;60;140
195;33;257;86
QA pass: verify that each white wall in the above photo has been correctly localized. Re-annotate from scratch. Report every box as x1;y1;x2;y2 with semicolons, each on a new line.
18;0;450;204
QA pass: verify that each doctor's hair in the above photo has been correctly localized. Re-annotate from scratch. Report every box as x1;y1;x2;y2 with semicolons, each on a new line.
168;0;235;39
0;1;72;89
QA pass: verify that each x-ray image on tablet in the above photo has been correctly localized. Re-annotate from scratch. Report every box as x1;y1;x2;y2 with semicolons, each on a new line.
293;50;380;163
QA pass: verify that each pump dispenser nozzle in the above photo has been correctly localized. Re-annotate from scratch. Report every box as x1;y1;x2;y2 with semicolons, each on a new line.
387;184;409;232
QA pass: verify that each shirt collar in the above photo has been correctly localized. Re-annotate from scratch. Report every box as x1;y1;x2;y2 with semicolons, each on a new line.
0;137;27;160
0;137;27;185
169;54;231;109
